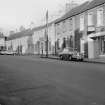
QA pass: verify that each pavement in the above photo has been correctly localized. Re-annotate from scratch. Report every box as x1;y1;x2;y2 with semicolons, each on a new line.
40;55;105;64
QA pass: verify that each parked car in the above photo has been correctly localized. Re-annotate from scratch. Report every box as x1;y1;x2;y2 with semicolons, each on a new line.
0;51;7;55
0;50;17;55
58;47;84;61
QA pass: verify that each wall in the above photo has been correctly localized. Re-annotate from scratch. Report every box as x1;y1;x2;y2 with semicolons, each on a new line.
87;4;105;58
55;17;74;54
6;36;29;54
32;23;55;55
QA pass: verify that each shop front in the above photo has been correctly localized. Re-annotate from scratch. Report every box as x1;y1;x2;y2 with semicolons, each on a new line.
98;36;105;55
88;31;105;59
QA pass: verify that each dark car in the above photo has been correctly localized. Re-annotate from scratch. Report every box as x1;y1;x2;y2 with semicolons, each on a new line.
58;47;84;61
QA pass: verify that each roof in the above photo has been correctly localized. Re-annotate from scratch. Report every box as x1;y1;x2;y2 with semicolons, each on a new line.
32;19;56;32
7;29;33;41
32;25;46;32
7;22;55;40
87;0;105;9
55;0;105;23
7;0;105;40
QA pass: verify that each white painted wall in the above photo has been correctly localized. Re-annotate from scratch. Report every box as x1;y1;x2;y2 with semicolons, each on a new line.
0;38;5;46
80;38;85;54
6;36;29;54
6;40;11;50
88;37;95;59
32;23;55;55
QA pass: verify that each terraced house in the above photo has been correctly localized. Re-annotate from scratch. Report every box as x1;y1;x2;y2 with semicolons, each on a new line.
6;22;55;55
87;0;105;59
0;34;5;51
6;0;105;59
55;1;89;55
55;0;105;59
32;22;55;55
6;29;33;55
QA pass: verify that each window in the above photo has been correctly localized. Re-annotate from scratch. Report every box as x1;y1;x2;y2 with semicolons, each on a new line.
97;7;104;27
88;12;94;26
80;14;85;31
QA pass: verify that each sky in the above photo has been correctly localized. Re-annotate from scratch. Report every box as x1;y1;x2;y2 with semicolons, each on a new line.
0;0;89;35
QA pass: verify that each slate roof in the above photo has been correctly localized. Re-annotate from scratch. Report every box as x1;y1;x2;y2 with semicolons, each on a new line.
55;1;89;23
32;25;46;32
32;19;56;32
87;0;105;9
55;0;105;23
7;29;33;41
7;0;105;40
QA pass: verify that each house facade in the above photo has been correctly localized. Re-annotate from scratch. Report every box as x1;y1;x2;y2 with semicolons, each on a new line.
55;0;105;59
6;0;105;59
6;22;55;55
32;22;55;55
55;17;74;54
55;1;89;56
6;29;33;55
0;36;5;51
87;2;105;58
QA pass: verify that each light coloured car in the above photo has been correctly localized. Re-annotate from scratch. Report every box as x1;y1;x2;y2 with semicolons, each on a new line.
0;51;7;55
58;47;84;61
1;50;17;55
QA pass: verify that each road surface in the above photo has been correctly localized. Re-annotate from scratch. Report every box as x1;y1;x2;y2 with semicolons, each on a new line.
0;55;105;105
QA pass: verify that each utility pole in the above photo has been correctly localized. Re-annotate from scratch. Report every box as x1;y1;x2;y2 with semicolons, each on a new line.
4;36;7;51
45;10;49;57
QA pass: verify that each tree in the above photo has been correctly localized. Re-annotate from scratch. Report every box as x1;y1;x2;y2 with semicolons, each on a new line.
19;26;25;32
9;31;15;35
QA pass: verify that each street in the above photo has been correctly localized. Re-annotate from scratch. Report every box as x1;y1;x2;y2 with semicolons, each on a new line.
0;55;105;105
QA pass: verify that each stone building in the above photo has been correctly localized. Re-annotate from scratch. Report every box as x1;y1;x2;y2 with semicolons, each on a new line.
32;22;55;55
0;34;5;51
87;0;105;58
55;0;105;59
6;0;105;59
54;1;89;55
6;29;33;55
